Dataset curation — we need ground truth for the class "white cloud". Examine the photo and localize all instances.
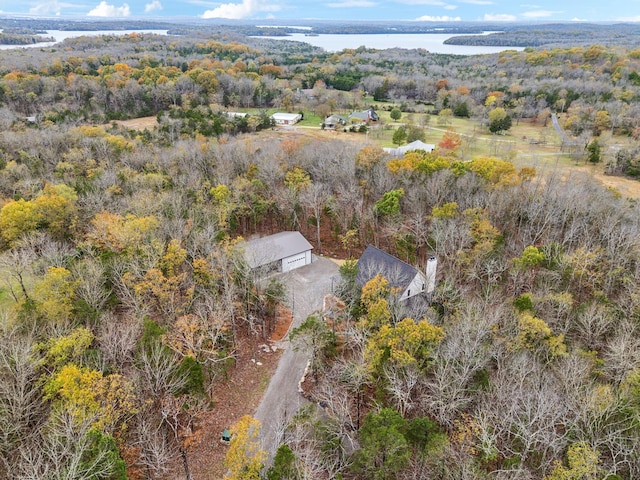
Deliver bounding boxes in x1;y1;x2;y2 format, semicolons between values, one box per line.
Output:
616;16;640;22
87;1;130;16
327;0;376;6
416;15;461;21
571;17;587;22
30;1;63;15
201;0;279;18
460;0;493;4
522;10;561;18
145;0;163;12
482;13;517;21
444;4;457;10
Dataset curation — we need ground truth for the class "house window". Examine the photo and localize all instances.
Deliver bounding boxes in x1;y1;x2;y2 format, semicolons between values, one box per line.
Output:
407;290;410;297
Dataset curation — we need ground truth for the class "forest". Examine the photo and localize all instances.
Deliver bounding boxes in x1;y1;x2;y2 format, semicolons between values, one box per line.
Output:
0;19;640;480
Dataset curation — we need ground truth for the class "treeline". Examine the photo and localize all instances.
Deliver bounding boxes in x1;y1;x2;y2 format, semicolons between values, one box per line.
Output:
0;33;54;45
445;23;640;48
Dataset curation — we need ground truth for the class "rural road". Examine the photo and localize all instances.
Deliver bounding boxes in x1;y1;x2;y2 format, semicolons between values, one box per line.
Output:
253;256;339;464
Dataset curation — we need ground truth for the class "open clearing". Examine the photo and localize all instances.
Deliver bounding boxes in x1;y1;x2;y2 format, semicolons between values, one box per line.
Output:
113;116;158;130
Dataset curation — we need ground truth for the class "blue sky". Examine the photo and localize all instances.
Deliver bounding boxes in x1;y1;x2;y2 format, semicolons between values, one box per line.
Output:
3;0;640;22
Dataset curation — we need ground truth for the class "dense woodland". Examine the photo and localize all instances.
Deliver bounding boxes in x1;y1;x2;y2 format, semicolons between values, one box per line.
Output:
1;20;640;480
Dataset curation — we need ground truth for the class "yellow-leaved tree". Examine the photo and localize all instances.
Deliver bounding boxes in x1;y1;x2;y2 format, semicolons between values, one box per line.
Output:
359;274;392;332
224;415;266;480
0;198;41;246
365;318;445;375
43;363;137;433
32;266;77;324
515;311;567;360
544;442;601;480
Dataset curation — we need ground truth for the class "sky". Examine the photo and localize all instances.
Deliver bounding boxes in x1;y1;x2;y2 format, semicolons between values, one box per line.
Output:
3;0;640;23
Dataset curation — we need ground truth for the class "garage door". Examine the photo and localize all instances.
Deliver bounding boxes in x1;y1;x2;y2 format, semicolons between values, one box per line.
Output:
282;252;308;272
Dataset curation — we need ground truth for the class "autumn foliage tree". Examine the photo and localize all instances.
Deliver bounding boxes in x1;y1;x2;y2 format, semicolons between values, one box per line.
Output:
224;415;266;480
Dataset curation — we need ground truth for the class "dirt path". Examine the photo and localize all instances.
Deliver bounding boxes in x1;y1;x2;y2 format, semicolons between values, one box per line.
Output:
253;257;339;465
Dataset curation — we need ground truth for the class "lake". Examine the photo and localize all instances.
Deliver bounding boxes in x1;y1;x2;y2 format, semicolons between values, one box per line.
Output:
253;32;524;55
0;29;169;50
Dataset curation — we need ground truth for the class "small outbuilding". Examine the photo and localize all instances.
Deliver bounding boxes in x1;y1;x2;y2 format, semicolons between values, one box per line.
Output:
244;231;314;273
271;112;302;125
384;140;436;157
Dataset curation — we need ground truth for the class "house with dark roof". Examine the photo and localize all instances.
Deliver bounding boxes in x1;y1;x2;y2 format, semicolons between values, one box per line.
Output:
244;231;313;273
356;245;436;301
348;107;379;124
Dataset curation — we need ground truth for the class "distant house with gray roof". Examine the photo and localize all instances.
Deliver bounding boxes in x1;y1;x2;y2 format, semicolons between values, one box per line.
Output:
348;107;379;124
322;114;347;129
244;231;313;273
357;245;436;301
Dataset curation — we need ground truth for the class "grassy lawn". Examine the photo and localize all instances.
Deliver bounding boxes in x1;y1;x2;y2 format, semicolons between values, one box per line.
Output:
0;266;34;323
297;112;323;127
229;107;323;128
0;284;17;324
364;111;588;169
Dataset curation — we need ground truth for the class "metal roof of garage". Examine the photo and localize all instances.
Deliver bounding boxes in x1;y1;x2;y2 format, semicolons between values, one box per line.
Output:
243;231;313;269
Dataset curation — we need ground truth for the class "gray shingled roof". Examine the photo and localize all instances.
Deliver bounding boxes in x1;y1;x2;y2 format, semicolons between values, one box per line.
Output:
244;231;313;269
356;245;418;292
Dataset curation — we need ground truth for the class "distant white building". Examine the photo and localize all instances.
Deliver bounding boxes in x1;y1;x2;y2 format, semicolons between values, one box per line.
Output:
244;231;313;273
271;113;302;125
384;140;436;157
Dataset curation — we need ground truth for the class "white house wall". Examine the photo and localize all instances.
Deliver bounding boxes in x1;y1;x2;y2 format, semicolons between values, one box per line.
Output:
401;272;428;300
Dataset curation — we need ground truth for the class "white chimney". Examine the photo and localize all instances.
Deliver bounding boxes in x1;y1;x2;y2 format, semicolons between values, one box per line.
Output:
425;256;437;294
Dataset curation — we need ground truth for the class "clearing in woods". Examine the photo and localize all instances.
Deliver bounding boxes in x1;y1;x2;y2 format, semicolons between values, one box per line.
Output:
111;114;640;199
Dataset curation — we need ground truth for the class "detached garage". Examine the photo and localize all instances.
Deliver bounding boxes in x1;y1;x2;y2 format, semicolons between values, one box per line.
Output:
244;231;313;273
270;113;302;125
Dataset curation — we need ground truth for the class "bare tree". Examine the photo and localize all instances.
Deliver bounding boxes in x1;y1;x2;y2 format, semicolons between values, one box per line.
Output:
384;363;420;417
97;313;140;369
137;343;189;398
15;411;121;480
73;257;112;315
0;246;35;302
300;182;331;254
423;301;497;428
476;352;572;476
0;327;44;475
603;319;640;384
135;416;178;479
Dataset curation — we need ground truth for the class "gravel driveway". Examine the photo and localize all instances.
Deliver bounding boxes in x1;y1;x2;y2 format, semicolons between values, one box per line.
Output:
253;256;339;464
